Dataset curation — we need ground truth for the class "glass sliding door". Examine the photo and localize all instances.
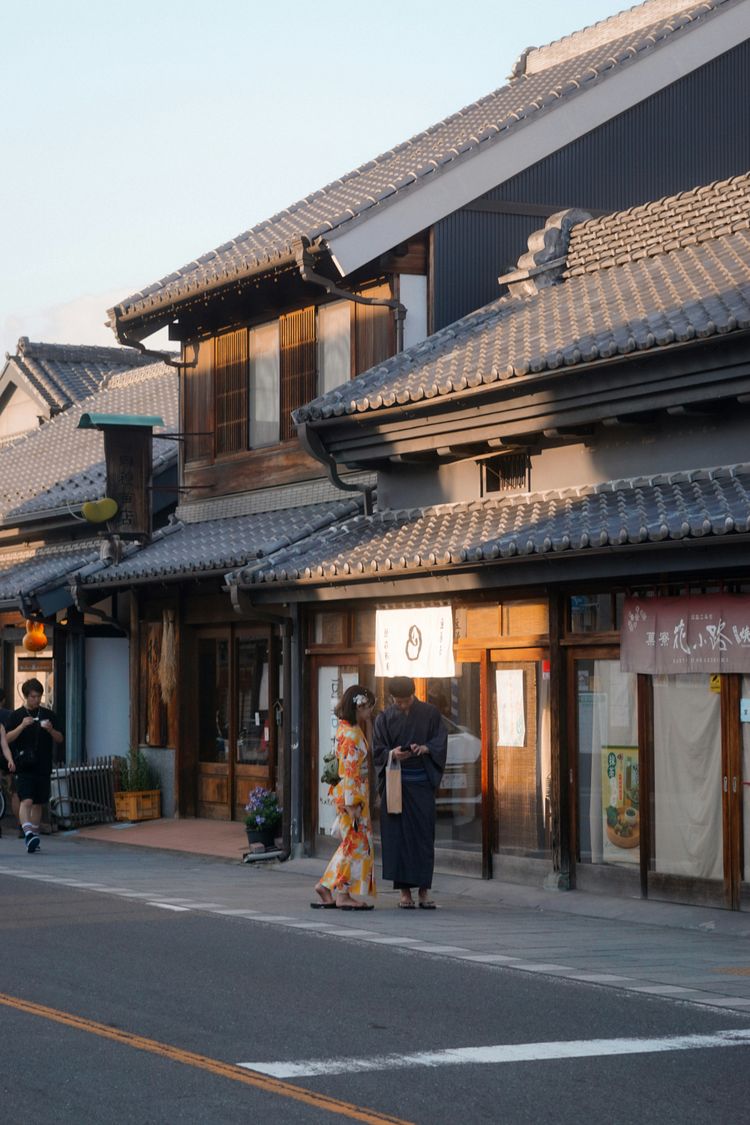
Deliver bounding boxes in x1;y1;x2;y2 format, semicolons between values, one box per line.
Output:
314;661;375;842
426;663;482;852
574;657;639;887
197;635;231;818
492;658;551;866
234;636;274;821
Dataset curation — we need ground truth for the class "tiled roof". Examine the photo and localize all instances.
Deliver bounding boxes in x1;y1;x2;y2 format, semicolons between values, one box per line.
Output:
76;498;363;586
294;172;750;423
0;362;178;521
175;473;375;524
111;0;734;326
2;337;156;414
0;543;101;606
235;465;750;587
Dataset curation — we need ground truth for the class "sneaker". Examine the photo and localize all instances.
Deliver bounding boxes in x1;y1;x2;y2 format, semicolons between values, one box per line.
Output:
26;834;40;853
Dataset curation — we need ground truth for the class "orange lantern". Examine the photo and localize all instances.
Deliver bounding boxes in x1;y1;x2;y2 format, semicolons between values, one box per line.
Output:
23;619;48;652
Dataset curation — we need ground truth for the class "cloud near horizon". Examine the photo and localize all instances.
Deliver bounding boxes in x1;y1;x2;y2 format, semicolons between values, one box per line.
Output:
2;289;170;359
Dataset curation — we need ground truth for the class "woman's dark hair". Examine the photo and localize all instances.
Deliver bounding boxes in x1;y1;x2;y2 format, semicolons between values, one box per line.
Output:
336;684;375;725
21;678;44;698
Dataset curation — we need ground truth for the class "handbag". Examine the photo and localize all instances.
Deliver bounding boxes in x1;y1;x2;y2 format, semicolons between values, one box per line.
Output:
385;750;402;815
321;749;340;787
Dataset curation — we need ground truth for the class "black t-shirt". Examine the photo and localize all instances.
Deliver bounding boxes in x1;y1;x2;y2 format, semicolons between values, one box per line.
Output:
0;706;12;730
8;705;57;775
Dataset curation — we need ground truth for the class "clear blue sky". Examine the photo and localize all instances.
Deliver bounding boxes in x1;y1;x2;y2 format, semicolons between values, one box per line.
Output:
1;0;631;357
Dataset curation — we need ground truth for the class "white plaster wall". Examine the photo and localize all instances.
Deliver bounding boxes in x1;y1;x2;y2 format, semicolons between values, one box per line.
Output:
0;386;39;436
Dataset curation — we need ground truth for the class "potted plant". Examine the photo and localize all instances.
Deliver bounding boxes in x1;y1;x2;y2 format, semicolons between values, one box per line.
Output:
244;786;281;849
114;750;161;822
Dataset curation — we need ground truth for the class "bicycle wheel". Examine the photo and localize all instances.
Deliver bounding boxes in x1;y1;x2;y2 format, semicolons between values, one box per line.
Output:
0;784;6;821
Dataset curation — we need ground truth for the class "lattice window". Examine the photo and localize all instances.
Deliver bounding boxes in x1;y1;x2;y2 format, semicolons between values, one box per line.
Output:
280;307;316;442
483;452;530;494
215;329;249;455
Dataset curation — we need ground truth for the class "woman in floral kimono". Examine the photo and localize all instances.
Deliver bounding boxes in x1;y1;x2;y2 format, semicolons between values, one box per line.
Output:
312;685;376;911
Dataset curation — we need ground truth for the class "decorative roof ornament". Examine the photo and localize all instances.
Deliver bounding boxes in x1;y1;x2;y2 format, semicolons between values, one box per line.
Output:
498;209;593;298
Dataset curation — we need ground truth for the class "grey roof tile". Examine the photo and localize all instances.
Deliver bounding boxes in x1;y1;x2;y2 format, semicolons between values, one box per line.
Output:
0;362;178;521
236;465;750;587
0;543;101;605
2;338;156;414
112;0;732;325
77;497;363;586
295;172;750;423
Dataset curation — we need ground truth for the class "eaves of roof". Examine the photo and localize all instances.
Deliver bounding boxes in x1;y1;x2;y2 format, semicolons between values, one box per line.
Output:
0;543;102;611
75;497;364;588
110;0;744;335
231;464;750;590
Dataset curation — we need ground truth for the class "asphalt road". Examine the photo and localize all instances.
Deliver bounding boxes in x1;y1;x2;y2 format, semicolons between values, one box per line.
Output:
1;870;749;1124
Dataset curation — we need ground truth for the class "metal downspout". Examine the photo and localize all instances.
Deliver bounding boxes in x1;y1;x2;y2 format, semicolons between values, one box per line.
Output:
296;422;374;515
294;236;406;352
289;602;303;857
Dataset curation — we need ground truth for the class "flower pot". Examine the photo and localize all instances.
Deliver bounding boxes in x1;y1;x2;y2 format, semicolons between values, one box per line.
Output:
246;824;277;849
115;790;161;823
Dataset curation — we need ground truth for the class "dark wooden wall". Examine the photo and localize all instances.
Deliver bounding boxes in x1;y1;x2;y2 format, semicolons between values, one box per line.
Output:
433;40;750;329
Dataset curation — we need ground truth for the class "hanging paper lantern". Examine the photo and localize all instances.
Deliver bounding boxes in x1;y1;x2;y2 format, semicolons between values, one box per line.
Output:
23;619;48;652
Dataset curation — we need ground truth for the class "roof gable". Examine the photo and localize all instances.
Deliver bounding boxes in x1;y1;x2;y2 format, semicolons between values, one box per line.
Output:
0;360;178;522
111;0;747;333
294;171;750;425
0;337;156;418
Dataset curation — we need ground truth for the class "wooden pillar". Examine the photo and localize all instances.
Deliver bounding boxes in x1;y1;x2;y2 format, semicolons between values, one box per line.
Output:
547;590;570;889
129;590;140;755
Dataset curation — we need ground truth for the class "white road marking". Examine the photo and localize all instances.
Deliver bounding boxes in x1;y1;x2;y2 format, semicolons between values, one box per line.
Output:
509;963;572;973
147;902;191;911
239;1028;750;1078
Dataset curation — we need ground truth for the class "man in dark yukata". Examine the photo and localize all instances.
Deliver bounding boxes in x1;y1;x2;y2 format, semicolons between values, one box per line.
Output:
373;676;447;909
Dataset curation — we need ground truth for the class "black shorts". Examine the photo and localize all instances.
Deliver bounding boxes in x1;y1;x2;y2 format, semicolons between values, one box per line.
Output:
14;773;51;804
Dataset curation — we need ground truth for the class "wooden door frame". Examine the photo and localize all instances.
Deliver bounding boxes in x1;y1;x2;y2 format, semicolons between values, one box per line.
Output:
565;646;642;893
489;647;547;873
721;673;743;910
190;622;274;821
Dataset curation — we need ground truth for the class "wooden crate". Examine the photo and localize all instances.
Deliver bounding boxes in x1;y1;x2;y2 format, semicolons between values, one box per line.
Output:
114;790;161;822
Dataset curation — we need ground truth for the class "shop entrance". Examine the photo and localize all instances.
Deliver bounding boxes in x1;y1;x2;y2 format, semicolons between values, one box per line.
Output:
490;653;551;880
194;628;277;820
311;658;375;845
570;652;745;909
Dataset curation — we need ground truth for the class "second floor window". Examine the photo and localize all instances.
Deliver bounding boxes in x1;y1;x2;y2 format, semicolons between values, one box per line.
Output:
184;284;394;463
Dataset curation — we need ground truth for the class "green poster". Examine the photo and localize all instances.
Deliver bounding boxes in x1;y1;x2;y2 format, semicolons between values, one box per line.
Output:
602;746;639;853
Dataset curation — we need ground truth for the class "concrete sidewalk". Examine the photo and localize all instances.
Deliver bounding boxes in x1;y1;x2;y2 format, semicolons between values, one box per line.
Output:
2;818;750;1016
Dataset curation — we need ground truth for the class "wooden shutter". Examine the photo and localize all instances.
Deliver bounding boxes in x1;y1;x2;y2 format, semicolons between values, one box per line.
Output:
183;338;213;463
279;307;316;441
354;282;395;375
215;329;249;455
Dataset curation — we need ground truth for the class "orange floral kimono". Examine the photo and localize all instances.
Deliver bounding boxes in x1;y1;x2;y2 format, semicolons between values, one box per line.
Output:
319;719;375;897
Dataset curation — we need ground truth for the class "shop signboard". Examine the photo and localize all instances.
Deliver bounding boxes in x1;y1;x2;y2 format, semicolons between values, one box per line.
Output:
621;595;750;674
375;606;455;678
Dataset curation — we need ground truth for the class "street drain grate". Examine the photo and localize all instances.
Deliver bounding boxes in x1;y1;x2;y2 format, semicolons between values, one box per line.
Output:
712;967;750;976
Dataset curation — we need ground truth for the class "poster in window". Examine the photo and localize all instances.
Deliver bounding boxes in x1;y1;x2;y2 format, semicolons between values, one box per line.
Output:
601;746;640;864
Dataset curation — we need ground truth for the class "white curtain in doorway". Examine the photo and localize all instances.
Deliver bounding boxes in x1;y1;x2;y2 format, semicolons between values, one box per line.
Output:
652;675;722;880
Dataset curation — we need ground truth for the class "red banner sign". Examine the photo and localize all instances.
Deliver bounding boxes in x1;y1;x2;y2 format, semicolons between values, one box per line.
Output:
620;595;750;674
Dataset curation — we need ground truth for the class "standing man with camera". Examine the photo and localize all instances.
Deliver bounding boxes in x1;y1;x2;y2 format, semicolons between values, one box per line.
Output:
5;678;63;853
